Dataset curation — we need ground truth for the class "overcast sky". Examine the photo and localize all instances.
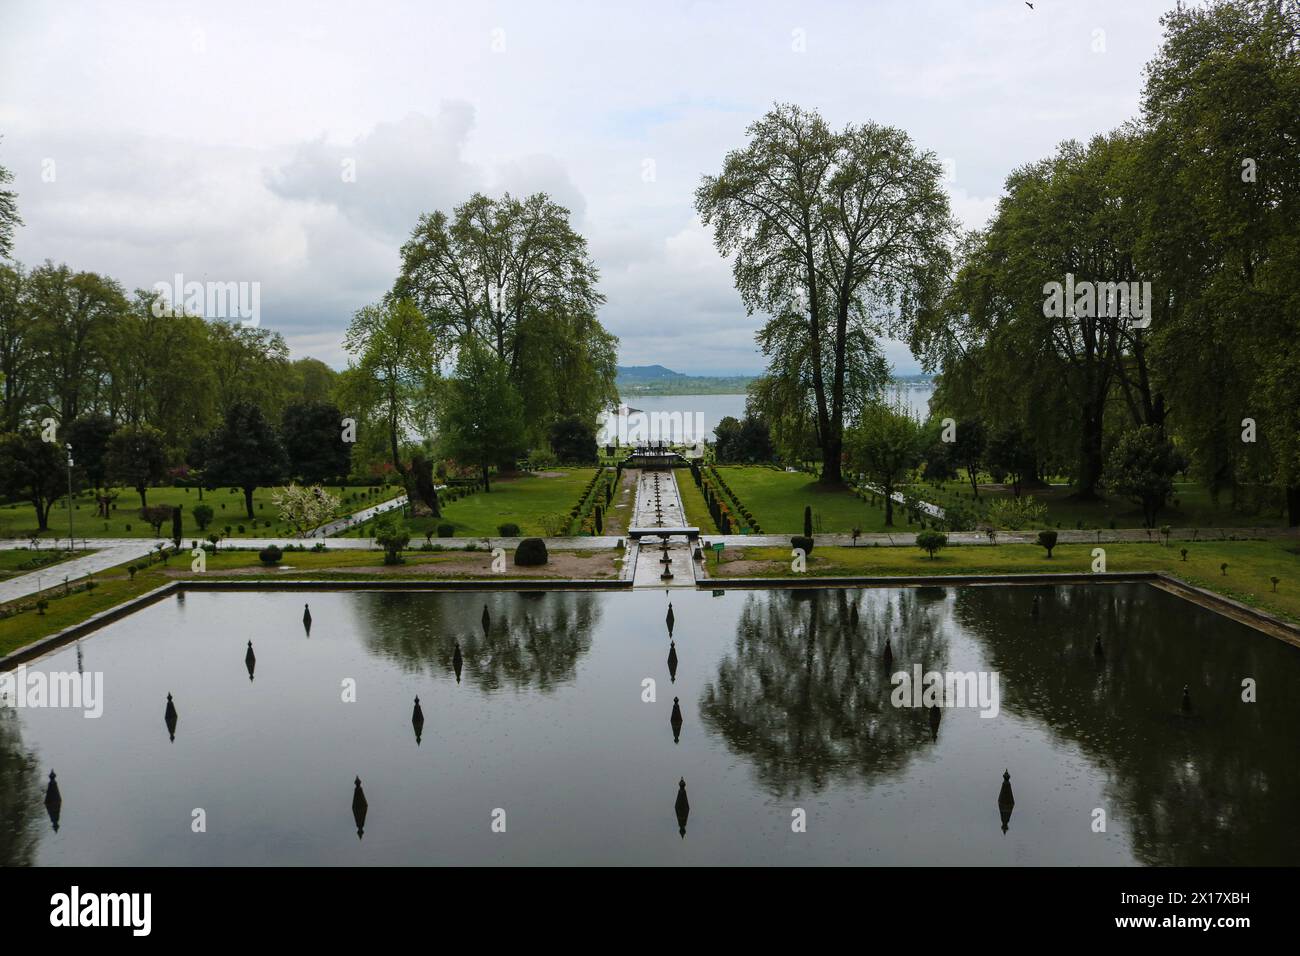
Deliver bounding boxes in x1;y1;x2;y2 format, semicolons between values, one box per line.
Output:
0;0;1176;375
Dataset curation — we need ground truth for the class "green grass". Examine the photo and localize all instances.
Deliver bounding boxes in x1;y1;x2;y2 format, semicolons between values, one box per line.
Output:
904;479;1286;530
0;549;78;579
710;539;1300;624
0;484;403;540
677;471;718;532
397;469;597;538
715;465;900;534
0;544;620;655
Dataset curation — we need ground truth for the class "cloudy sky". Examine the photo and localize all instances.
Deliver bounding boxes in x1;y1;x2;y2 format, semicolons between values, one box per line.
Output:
0;0;1175;375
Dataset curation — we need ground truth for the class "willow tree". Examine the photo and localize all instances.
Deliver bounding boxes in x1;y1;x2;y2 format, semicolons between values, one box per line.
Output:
394;191;617;445
696;104;953;485
340;297;440;483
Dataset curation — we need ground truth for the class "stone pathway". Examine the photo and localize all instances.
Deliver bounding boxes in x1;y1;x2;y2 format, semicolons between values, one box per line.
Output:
629;469;697;588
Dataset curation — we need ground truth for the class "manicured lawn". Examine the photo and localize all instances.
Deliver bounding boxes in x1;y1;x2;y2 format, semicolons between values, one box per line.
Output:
904;479;1286;530
393;469;597;538
0;549;77;579
0;484;403;540
0;543;621;655
677;470;717;532
709;539;1300;624
716;465;898;534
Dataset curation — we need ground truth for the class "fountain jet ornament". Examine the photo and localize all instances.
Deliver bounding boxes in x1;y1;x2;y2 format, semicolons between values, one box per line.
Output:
44;770;62;832
674;777;690;838
352;776;368;839
998;769;1015;834
412;696;425;745
164;693;178;742
303;603;312;635
452;642;463;684
481;604;491;635
667;641;678;683
670;696;683;744
245;640;256;681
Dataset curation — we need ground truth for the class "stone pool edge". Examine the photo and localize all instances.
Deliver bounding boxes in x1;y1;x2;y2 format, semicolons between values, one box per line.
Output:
0;577;632;669
703;570;1300;648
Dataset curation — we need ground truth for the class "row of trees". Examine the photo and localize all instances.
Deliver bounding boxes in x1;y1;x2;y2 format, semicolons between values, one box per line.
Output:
0;399;352;529
701;0;1299;525
911;0;1299;522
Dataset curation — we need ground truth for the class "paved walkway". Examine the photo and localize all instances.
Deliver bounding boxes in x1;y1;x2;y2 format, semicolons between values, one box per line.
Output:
310;493;408;537
628;469;697;588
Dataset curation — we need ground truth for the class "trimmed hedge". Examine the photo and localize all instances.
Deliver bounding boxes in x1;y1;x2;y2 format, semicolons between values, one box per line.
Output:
514;538;549;566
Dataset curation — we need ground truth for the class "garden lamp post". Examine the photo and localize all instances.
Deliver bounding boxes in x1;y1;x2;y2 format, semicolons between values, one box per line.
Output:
65;443;75;552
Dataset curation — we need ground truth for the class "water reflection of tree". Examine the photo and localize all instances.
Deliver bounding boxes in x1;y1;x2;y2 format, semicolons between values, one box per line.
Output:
0;708;40;866
959;583;1300;866
700;588;951;799
357;591;600;692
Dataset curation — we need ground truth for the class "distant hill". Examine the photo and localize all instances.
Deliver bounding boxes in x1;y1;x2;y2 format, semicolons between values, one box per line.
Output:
617;365;754;395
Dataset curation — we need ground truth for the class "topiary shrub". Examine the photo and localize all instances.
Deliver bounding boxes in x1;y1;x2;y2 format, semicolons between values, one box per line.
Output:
497;522;521;537
1037;530;1058;558
791;535;814;555
515;538;549;566
437;523;455;538
916;529;948;559
259;545;283;565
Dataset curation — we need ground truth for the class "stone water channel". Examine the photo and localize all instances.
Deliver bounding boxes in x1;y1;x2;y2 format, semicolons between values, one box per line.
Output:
628;468;698;588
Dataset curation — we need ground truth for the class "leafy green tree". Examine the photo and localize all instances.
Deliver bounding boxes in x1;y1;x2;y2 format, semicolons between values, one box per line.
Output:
0;263;38;433
372;514;411;565
192;503;214;530
64;413;115;492
202;402;288;519
341;298;439;478
0;145;20;259
106;424;167;508
395;192;616;443
697;104;952;485
845;404;921;526
985;422;1037;497
439;337;525;491
714;413;773;463
548;415;597;464
916;529;947;559
25;262;127;425
281;401;351;483
1105;426;1182;527
951;418;987;500
0;429;63;530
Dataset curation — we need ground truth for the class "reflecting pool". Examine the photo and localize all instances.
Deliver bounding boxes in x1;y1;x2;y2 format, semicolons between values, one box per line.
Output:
2;584;1297;865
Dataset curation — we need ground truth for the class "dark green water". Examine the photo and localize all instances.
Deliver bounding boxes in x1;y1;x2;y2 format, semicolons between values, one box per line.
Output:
1;583;1297;865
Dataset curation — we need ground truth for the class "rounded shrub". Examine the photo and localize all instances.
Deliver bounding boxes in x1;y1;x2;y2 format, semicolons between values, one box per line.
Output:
791;535;814;555
437;523;455;538
497;522;521;537
259;545;283;565
515;538;549;566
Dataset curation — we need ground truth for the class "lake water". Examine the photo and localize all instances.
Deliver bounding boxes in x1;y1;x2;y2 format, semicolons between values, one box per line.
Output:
600;383;935;443
3;583;1297;865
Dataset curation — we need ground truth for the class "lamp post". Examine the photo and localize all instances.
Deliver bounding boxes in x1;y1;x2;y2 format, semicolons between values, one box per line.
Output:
65;443;75;552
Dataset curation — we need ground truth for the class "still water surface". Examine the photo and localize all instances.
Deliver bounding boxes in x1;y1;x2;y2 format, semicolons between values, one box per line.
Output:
2;584;1297;865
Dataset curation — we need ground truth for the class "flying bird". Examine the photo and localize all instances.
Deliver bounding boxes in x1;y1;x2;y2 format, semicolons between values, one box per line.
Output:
1026;2;1034;8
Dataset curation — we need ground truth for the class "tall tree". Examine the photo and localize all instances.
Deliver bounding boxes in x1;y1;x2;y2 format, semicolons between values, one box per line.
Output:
0;430;65;531
25;262;126;425
0;144;19;260
106;424;167;508
845;404;922;526
341;298;439;479
203;402;288;519
281;401;351;484
697;104;953;485
395;191;616;441
64;413;115;492
438;337;525;491
0;263;37;431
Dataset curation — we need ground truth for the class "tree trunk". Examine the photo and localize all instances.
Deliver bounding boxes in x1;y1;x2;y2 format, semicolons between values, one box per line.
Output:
138;485;148;509
884;484;894;526
821;438;843;485
34;497;49;530
1288;486;1300;527
482;464;491;493
243;486;255;519
1076;402;1105;499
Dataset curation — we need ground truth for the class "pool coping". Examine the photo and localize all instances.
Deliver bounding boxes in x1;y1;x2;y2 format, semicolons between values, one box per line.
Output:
4;568;1297;670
